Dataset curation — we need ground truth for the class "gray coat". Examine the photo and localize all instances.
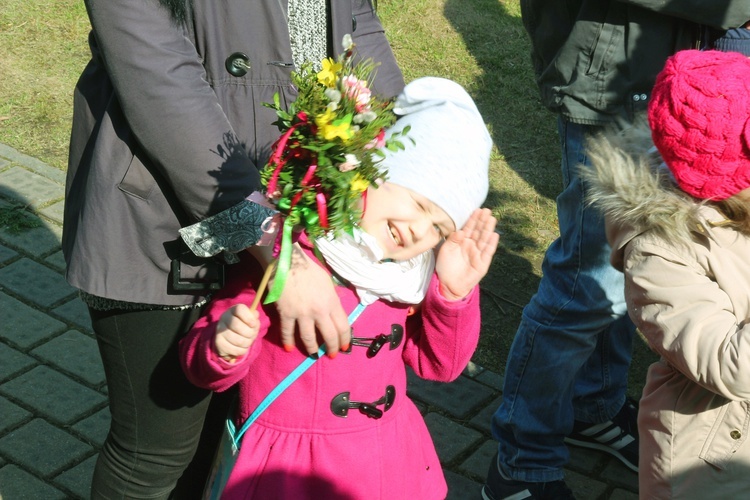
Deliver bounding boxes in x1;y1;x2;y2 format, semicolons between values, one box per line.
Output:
64;0;404;306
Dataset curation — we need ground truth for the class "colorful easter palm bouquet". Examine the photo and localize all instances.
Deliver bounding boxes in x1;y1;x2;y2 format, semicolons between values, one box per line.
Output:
259;35;410;303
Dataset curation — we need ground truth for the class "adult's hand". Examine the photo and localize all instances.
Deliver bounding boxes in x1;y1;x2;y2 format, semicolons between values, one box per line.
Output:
272;245;351;356
249;243;350;356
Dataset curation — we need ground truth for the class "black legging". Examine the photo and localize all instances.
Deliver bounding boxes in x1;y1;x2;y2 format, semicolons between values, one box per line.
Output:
89;306;234;499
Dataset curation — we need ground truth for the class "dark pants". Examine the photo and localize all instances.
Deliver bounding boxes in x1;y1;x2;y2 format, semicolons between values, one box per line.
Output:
89;306;234;499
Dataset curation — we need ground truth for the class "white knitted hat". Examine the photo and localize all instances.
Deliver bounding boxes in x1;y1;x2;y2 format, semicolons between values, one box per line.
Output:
380;77;492;229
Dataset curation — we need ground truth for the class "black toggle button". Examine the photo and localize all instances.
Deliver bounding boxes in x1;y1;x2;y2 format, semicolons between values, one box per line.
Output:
367;334;388;358
330;385;396;419
349;324;405;358
358;403;383;419
225;52;251;77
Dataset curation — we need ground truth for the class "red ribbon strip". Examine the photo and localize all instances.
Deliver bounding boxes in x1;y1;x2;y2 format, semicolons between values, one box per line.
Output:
266;112;309;196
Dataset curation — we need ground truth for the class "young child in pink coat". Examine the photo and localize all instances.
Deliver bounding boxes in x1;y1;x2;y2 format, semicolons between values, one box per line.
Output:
179;77;498;499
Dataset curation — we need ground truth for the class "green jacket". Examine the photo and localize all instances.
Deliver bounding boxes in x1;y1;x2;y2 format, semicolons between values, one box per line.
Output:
520;0;750;125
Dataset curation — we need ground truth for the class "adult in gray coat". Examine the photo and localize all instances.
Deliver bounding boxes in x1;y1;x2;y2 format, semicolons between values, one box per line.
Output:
482;2;750;499
63;0;404;497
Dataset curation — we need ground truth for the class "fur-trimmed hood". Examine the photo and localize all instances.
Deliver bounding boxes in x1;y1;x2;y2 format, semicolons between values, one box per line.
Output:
583;121;729;271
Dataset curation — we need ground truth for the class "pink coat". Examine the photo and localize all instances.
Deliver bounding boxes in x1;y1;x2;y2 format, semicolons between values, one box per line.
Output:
179;250;481;499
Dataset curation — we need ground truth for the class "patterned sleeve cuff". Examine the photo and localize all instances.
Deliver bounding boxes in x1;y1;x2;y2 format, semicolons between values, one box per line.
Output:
179;197;278;260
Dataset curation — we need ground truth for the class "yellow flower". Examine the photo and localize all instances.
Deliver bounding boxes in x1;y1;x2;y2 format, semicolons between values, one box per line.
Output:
317;112;353;142
350;174;370;192
317;58;342;87
315;108;334;128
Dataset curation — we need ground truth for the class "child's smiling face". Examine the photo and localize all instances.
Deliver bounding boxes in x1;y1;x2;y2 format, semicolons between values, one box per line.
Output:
358;182;456;261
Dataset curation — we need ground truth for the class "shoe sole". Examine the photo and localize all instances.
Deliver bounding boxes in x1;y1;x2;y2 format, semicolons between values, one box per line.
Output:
564;436;638;473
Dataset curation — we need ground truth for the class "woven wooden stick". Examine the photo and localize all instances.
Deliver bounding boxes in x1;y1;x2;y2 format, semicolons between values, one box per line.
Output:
249;259;277;311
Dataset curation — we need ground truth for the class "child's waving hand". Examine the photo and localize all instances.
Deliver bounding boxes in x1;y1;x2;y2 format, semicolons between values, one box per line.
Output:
435;208;499;300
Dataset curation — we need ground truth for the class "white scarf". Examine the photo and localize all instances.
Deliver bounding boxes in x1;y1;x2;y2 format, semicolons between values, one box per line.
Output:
314;229;435;305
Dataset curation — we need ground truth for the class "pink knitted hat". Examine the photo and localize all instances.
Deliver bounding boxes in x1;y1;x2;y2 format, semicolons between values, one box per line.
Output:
647;49;750;200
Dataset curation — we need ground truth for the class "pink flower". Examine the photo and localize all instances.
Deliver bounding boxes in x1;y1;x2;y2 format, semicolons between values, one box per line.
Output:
342;75;372;112
338;154;361;172
364;129;386;150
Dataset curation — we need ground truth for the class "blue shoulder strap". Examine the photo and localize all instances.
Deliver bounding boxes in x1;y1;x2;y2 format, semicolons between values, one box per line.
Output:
229;302;367;450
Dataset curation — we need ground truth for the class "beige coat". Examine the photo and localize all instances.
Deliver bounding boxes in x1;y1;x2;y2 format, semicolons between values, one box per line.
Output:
585;124;750;498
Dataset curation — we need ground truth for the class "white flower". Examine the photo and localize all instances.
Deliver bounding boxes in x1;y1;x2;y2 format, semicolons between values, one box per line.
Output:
342;34;353;50
324;88;342;103
353;111;378;124
338;153;361;172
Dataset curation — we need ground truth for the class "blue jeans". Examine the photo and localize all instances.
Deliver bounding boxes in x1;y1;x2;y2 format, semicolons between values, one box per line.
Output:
491;119;635;482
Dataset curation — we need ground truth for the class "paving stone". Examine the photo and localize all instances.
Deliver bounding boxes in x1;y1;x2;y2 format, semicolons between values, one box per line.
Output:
0;395;31;433
463;360;485;378
0;258;75;307
565;468;609;499
0;464;68;499
600;458;639;492
445;469;483;499
0;216;62;255
0;419;91;477
32;330;104;386
610;488;639;500
0;293;66;348
72;407;110;447
0;242;17;264
411;398;427;415
0;366;107;425
475;369;504;391
53;454;96;500
39;199;65;226
52;296;93;333
568;442;609;474
425;412;483;464
469;396;501;435
0;341;36;381
407;369;494;418
44;249;66;272
458;439;496;479
0;167;63;209
0;156;9;169
0;143;67;185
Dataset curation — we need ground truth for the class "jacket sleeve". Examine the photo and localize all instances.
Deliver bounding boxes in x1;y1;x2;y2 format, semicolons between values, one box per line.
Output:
618;0;750;30
401;274;481;382
625;239;750;401
179;262;267;391
83;0;260;220
713;27;750;55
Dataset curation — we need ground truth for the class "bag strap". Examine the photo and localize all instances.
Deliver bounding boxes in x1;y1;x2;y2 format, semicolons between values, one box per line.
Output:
229;302;367;450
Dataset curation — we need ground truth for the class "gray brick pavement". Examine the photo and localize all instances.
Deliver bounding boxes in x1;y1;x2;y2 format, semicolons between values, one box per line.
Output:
0;142;639;499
